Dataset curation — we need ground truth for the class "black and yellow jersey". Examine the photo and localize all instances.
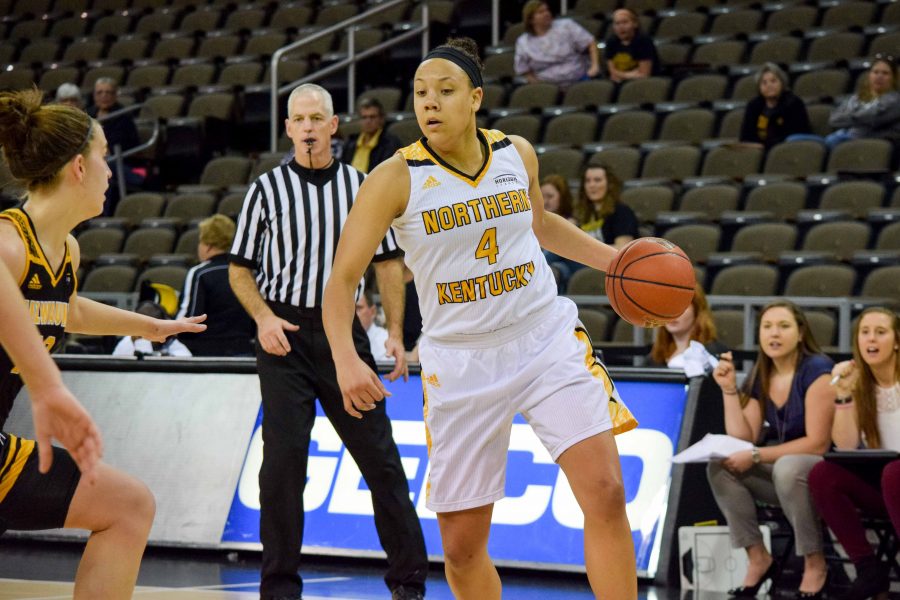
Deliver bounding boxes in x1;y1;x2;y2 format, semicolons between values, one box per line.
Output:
0;208;75;429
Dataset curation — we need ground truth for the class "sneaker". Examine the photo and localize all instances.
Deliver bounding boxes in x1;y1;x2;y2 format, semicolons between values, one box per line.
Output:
391;585;425;600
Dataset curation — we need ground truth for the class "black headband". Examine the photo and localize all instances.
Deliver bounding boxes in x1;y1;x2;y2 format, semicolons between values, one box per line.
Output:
424;47;483;89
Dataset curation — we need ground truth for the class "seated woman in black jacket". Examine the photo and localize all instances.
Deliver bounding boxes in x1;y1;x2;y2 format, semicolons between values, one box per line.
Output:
739;63;812;149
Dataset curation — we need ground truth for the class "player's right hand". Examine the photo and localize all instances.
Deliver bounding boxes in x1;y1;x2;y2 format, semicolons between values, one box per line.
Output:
336;355;390;419
713;351;737;390
257;314;299;356
31;383;103;484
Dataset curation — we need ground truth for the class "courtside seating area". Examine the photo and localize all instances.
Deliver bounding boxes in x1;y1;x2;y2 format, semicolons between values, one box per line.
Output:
0;0;897;348
0;0;453;159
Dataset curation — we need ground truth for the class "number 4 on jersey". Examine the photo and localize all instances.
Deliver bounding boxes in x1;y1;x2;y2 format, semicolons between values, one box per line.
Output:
475;227;499;265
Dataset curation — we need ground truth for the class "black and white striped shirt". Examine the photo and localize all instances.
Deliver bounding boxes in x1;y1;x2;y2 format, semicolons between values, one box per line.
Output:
229;159;400;307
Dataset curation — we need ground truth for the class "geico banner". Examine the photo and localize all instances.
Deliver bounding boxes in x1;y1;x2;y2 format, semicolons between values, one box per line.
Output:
222;377;687;575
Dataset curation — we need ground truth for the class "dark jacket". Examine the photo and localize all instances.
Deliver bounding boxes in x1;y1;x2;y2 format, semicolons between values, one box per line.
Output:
176;254;255;356
342;129;403;173
88;102;140;155
739;91;811;148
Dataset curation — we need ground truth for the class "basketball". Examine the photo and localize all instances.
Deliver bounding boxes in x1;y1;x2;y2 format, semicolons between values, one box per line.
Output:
605;237;696;328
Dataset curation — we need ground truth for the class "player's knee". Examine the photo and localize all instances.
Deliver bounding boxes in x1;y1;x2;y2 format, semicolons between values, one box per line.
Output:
583;472;627;517
119;478;156;536
441;530;486;570
442;540;483;571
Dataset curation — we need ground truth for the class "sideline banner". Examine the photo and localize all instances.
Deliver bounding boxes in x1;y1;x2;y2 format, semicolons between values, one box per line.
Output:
222;376;688;576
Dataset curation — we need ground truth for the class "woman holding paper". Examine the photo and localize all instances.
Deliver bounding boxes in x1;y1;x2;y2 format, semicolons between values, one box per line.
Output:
648;283;727;372
808;307;900;600
709;301;835;598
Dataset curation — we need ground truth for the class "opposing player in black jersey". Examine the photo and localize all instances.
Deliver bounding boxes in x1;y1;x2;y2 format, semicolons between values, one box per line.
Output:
0;261;102;481
0;89;205;599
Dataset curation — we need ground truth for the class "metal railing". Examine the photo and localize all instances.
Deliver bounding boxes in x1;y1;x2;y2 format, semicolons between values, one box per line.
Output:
81;291;138;311
567;294;894;354
99;103;160;201
269;0;429;152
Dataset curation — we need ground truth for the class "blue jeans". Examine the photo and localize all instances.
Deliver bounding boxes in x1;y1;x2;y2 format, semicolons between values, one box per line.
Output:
786;130;855;150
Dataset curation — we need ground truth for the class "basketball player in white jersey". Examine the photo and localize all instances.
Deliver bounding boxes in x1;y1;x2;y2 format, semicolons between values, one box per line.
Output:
323;38;638;599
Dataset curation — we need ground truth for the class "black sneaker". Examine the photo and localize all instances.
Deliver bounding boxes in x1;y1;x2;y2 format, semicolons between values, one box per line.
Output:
391;585;425;600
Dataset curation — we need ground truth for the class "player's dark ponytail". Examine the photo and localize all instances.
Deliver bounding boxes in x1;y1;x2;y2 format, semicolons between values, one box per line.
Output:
0;87;95;191
442;38;484;73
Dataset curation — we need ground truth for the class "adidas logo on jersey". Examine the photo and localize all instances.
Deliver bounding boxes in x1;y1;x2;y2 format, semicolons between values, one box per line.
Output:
422;176;441;190
27;273;41;290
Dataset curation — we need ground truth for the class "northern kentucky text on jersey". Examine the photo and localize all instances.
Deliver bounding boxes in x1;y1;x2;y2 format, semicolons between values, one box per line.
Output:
27;300;68;327
421;189;531;235
437;260;535;305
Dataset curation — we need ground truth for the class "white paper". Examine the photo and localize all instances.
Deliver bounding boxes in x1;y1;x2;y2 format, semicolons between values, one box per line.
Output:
667;341;720;377
672;433;753;464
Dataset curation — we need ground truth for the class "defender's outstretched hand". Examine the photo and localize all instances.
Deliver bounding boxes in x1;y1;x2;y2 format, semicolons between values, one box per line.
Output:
145;314;207;343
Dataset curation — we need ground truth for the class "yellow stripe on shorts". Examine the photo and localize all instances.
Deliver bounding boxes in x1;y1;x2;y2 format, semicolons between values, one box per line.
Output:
574;327;639;435
0;434;36;504
421;376;433;503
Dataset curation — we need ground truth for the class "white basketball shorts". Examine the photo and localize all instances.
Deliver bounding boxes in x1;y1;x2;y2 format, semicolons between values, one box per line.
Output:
418;296;637;513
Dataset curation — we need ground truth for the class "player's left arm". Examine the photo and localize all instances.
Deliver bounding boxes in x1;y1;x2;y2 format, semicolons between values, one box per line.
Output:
510;135;617;271
66;235;207;341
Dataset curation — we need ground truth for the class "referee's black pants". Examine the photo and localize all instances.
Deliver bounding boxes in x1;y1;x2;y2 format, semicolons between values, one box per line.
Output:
256;303;428;599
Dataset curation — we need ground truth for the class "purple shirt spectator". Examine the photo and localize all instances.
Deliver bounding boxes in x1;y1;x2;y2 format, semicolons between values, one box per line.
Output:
515;18;596;88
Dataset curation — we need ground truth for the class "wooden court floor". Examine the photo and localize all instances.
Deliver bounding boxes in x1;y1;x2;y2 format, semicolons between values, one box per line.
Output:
0;579;265;599
1;538;650;600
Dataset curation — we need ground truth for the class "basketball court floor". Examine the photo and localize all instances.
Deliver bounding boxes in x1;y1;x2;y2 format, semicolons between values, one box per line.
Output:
0;538;689;599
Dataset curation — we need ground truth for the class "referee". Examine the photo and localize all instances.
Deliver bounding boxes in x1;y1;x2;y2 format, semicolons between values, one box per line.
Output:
228;83;428;600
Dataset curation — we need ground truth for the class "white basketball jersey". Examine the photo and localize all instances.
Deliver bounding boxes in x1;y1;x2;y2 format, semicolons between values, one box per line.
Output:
392;129;557;343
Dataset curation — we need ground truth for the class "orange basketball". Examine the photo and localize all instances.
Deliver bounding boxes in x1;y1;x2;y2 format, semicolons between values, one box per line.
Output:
605;237;696;327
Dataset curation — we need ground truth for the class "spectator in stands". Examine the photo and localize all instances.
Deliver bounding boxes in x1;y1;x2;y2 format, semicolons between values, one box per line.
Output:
808;307;900;600
572;164;638;249
826;55;900;147
54;83;82;109
739;63;812;149
88;78;139;159
514;0;600;89
709;301;834;599
605;8;659;83
648;283;727;372
355;289;393;363
113;301;192;357
88;78;141;213
540;174;576;223
342;97;402;174
541;174;581;291
177;214;255;357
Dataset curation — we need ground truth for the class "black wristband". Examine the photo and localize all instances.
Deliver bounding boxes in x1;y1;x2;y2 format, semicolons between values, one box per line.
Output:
834;396;853;405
